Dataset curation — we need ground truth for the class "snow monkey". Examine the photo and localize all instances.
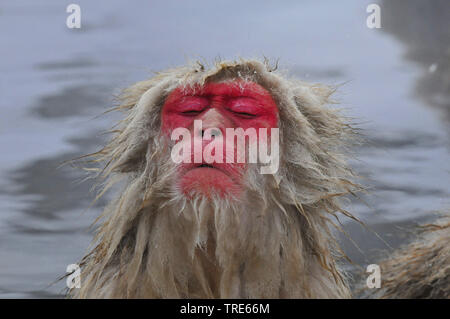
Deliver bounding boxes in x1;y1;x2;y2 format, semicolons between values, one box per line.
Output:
70;59;361;298
368;215;450;299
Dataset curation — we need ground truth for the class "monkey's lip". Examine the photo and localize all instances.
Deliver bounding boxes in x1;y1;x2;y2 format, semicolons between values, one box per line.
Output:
184;162;230;175
182;162;241;181
196;163;215;169
179;161;244;182
187;163;232;178
178;162;243;197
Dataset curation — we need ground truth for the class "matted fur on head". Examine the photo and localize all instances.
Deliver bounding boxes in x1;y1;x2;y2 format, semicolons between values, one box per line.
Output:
70;58;362;298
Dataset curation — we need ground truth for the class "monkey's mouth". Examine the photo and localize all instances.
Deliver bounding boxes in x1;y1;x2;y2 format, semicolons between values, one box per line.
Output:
184;161;244;179
179;162;242;198
191;163;226;173
198;164;214;168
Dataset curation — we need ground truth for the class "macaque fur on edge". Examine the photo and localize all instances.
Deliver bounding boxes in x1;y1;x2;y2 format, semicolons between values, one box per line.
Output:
70;59;362;298
369;215;450;299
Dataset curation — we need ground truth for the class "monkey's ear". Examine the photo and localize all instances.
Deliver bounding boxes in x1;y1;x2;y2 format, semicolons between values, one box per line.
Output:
94;76;172;177
290;81;335;114
289;81;352;146
115;77;164;112
309;85;336;105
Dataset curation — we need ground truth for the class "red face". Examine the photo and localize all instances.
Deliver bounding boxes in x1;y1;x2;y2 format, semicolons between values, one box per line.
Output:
161;81;279;198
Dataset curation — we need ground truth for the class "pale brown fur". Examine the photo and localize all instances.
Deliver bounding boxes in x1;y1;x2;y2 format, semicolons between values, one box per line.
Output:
70;59;361;298
369;215;450;299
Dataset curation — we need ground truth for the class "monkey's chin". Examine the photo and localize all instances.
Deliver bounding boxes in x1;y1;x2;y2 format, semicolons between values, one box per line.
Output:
179;167;241;199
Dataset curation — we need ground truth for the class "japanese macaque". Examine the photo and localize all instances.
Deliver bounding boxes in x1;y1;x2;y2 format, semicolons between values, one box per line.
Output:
369;215;450;299
70;59;361;298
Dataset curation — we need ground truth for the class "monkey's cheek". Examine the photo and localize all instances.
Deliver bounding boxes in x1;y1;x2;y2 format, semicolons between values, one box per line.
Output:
179;167;241;199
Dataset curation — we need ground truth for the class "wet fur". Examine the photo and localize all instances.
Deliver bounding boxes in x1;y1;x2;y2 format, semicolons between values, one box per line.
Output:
70;59;361;298
369;215;450;299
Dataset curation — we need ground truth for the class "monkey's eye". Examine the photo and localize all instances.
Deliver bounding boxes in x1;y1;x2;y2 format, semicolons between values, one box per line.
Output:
175;96;208;116
228;98;260;119
179;103;206;116
181;110;203;116
230;111;257;119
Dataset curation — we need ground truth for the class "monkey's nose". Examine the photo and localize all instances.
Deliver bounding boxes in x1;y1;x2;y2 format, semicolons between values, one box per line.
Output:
201;128;221;138
197;108;233;137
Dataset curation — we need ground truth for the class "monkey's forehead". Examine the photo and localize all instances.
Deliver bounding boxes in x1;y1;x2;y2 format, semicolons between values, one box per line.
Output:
158;59;278;95
165;80;274;101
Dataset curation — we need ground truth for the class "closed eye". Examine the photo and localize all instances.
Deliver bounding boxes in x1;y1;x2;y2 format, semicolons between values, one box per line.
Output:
181;109;204;116
228;98;261;119
230;110;257;118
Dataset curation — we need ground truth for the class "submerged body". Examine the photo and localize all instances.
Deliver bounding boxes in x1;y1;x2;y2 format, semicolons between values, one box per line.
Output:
370;216;450;299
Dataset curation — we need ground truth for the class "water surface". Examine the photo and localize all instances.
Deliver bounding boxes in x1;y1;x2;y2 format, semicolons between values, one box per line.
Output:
1;0;449;297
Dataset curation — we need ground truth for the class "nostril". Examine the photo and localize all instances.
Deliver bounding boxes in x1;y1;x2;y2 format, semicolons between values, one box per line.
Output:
201;128;221;138
211;128;221;137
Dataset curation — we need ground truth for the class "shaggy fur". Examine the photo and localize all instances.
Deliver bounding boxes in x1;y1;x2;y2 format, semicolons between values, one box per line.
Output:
369;215;450;299
70;59;362;298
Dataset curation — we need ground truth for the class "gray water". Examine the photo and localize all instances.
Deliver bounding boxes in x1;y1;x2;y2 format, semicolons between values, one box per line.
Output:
1;0;449;298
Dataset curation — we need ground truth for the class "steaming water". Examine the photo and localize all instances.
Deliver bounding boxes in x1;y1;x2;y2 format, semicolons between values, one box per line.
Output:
1;0;449;297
